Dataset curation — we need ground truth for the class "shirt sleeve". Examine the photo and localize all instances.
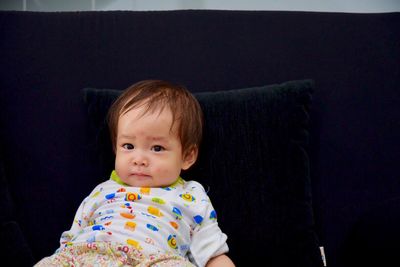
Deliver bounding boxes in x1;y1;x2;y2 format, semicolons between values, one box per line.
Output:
188;188;229;267
190;222;229;267
59;183;104;246
59;198;88;246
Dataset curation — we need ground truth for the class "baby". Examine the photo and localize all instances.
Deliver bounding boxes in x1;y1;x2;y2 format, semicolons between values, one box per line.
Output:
35;80;234;267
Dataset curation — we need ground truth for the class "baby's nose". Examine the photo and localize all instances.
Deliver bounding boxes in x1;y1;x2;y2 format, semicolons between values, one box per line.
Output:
133;154;148;166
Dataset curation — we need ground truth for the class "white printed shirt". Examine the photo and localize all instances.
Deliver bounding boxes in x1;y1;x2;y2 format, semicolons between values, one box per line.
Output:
59;171;229;267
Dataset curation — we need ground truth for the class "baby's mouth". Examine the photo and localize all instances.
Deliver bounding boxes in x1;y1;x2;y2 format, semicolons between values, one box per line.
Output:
131;172;151;179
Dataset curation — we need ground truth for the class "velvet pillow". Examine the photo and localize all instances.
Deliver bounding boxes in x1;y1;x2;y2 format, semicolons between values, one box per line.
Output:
82;79;322;267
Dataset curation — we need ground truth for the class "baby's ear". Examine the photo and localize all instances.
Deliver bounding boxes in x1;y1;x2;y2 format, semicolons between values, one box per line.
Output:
182;146;198;170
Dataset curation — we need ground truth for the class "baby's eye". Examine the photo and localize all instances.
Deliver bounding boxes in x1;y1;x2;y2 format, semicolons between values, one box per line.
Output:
152;145;165;152
122;143;134;150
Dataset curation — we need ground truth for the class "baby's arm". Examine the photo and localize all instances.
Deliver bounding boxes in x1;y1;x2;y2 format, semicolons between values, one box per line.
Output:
60;197;89;245
206;254;235;267
60;185;102;245
188;181;234;266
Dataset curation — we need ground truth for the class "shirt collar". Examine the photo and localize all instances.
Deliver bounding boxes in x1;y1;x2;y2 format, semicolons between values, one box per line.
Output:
110;170;184;188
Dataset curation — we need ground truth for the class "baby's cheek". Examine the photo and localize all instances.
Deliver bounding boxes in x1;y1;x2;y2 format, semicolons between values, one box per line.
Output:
154;166;168;175
154;166;179;179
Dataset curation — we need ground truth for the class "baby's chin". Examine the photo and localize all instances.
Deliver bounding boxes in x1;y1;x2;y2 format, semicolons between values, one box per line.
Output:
122;176;154;188
122;175;177;188
121;177;158;188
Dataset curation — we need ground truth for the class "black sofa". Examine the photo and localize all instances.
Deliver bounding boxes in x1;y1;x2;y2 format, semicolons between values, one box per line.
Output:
1;10;399;267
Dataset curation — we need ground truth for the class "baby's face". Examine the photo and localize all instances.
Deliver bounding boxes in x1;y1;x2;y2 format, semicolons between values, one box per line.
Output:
114;105;192;187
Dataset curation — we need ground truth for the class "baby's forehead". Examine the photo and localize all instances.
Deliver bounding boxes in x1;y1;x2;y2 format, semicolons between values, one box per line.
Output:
120;101;172;120
122;96;166;113
118;103;180;133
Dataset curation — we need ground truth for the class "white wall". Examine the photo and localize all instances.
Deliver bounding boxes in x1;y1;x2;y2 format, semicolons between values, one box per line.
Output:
1;0;400;13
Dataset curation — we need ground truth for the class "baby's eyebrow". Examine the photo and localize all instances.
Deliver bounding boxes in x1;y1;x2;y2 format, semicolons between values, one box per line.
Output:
119;134;135;139
118;134;170;143
148;136;168;142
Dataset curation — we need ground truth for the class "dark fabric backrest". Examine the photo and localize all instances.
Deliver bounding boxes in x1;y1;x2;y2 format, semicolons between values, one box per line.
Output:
0;10;399;267
82;80;321;266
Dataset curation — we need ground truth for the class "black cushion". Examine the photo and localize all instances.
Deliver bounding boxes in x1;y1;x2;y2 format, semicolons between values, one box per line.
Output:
82;79;322;266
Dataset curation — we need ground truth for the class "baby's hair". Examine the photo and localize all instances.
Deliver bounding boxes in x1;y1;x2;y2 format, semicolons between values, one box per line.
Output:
107;80;203;158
